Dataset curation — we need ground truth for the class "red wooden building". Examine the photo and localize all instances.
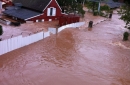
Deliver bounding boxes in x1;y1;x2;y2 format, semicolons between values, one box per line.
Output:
3;0;64;22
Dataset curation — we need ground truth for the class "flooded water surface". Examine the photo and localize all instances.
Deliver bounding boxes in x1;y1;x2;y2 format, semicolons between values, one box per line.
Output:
0;14;130;85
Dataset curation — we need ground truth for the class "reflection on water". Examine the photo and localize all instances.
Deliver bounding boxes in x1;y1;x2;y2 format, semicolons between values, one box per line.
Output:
0;14;130;85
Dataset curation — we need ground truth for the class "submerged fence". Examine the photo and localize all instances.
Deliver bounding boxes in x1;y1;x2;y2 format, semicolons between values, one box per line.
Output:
0;22;85;56
0;31;50;56
58;22;85;32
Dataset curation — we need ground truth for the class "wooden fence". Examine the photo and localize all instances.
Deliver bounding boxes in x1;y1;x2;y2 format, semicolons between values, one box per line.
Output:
0;22;85;56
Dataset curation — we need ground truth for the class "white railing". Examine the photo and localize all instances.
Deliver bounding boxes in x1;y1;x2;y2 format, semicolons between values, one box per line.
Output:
0;22;85;56
0;31;50;56
58;22;85;32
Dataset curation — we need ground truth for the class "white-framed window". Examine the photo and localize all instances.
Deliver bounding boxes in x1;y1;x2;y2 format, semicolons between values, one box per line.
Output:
42;19;44;22
47;7;56;16
36;20;38;22
49;19;52;21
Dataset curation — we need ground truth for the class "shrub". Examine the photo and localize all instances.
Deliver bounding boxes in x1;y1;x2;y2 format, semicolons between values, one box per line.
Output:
85;1;98;12
123;32;129;41
99;12;104;16
76;4;85;18
100;5;110;17
100;5;110;12
93;11;98;16
0;25;3;36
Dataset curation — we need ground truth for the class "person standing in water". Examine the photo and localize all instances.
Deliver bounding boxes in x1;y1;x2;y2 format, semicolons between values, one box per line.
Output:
108;10;113;20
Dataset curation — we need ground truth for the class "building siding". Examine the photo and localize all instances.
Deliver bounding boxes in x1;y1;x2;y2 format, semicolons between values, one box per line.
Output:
28;0;63;22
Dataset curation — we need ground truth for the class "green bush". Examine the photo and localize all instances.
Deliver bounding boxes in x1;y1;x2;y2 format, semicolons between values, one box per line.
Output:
0;25;3;36
77;4;85;18
123;32;129;41
100;5;110;17
93;11;98;16
85;1;98;12
100;5;110;12
99;12;104;16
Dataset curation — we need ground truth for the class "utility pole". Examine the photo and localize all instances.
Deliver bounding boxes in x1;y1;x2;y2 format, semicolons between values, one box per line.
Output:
98;0;101;13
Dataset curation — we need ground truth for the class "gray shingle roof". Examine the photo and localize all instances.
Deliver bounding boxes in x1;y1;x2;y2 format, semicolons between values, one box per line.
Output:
89;0;123;8
106;0;122;8
12;0;51;12
3;7;42;20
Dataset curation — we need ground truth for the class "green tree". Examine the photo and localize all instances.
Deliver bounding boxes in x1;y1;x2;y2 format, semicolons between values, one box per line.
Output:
85;0;108;15
86;1;98;12
77;4;86;17
57;0;85;17
118;0;130;29
99;5;110;17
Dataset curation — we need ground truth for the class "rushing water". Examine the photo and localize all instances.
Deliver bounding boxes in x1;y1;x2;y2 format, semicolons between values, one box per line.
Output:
0;14;130;85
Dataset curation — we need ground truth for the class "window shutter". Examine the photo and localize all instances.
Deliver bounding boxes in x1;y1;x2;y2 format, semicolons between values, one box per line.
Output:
52;8;56;16
47;8;50;16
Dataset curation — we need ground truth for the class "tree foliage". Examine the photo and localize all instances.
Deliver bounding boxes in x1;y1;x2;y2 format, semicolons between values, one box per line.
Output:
99;5;110;17
85;0;108;15
85;1;98;12
57;0;85;17
100;5;110;11
118;0;130;29
86;0;116;16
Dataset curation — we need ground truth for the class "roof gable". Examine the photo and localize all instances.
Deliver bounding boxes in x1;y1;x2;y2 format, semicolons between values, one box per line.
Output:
12;0;52;12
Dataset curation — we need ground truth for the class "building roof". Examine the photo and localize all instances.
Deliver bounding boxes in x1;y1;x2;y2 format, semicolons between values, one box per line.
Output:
107;2;122;8
88;0;107;2
3;7;42;20
88;0;123;8
106;0;122;8
12;0;52;12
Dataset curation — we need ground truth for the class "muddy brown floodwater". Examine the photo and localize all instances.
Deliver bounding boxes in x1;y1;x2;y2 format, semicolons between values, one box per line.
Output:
0;13;130;85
